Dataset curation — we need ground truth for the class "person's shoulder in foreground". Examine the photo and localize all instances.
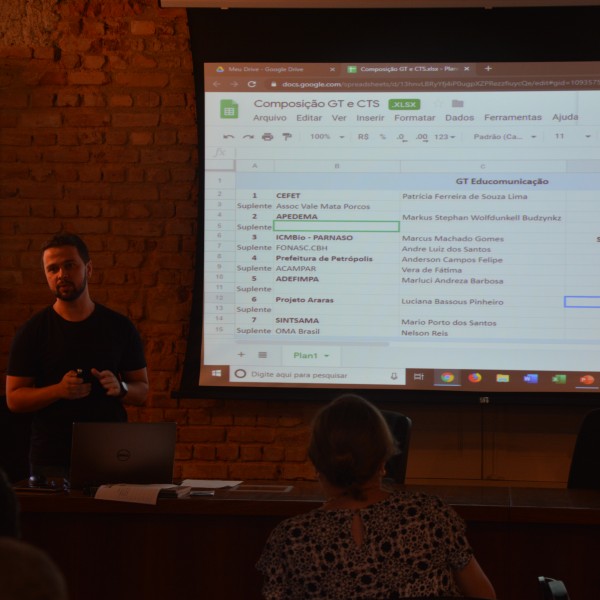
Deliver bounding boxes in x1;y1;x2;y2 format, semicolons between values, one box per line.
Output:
0;538;69;600
0;468;20;538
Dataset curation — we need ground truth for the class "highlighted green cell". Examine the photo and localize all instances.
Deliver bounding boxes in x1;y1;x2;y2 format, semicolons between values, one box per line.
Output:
273;220;400;233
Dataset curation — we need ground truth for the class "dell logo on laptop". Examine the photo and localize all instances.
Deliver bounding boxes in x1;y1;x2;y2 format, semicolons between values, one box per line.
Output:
117;449;131;462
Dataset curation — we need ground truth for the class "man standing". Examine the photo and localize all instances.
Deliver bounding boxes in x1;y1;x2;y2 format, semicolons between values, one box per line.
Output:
6;233;148;481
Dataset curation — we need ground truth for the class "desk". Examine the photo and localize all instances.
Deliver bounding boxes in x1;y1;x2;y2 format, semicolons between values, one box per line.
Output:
16;483;600;600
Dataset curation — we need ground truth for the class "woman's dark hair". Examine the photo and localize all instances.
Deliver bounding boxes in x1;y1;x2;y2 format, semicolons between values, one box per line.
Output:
308;394;395;499
41;233;90;264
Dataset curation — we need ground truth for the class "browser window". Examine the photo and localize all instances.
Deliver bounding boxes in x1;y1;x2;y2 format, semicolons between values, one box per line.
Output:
201;61;600;393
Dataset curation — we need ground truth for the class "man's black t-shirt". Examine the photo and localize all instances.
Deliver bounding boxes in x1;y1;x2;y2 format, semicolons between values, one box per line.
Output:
7;304;146;467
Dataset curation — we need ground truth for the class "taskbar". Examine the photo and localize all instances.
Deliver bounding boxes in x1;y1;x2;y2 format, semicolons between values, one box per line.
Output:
408;369;599;393
200;365;599;393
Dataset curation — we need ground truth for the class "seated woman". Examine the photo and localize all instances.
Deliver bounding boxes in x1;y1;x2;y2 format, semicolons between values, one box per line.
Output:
257;394;496;600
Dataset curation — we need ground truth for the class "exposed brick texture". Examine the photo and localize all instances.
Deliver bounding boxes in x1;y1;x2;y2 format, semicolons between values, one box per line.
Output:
0;0;320;483
1;2;578;488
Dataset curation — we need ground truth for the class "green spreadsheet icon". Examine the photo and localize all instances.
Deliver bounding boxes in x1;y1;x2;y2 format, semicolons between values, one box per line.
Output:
220;99;239;118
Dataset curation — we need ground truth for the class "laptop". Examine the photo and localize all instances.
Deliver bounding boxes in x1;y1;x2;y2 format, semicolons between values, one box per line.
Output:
68;422;176;490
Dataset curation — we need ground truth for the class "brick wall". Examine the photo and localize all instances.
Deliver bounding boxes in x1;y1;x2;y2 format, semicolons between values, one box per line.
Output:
0;1;585;487
0;0;319;483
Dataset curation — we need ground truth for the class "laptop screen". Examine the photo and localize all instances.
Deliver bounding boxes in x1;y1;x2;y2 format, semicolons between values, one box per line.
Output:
68;422;176;489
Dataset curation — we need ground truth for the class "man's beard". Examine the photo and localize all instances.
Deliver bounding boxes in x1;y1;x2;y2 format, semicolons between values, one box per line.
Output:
55;274;87;301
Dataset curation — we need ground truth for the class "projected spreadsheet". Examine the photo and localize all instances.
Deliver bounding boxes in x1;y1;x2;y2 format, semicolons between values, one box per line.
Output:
202;75;600;391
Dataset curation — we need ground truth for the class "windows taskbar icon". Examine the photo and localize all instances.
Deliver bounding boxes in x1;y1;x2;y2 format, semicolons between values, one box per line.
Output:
434;370;460;386
411;369;599;390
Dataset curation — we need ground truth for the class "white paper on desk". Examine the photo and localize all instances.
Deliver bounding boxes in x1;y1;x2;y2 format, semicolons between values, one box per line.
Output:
181;479;242;489
95;484;174;505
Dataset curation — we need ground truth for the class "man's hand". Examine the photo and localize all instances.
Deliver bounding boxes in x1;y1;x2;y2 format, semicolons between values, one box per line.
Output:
61;370;92;400
91;368;122;397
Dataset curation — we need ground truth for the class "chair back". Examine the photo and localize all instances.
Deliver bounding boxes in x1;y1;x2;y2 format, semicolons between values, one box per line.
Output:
380;410;412;484
538;576;570;600
567;408;600;489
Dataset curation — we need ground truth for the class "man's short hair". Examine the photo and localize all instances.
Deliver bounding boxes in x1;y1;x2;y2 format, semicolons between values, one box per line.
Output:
0;538;69;599
41;233;90;264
